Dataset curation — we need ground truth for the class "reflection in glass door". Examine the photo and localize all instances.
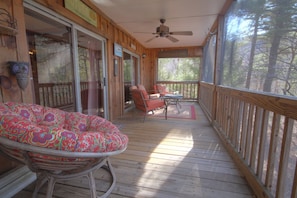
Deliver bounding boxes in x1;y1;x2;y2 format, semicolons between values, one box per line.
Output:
25;8;75;111
77;30;105;117
123;51;139;109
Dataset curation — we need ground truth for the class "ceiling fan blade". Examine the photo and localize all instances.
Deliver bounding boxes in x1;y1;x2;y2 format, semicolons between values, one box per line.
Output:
146;36;158;43
166;35;179;43
134;32;155;34
170;31;193;36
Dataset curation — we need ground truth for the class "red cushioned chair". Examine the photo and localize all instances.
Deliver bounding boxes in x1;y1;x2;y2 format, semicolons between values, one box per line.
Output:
154;84;172;97
130;87;167;122
137;84;160;98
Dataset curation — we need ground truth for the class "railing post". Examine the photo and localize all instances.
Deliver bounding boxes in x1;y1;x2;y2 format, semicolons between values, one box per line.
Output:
211;85;217;121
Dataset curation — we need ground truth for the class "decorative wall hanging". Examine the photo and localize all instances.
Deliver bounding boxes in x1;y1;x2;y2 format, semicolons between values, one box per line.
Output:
64;0;97;27
0;8;17;36
8;61;29;90
114;43;123;57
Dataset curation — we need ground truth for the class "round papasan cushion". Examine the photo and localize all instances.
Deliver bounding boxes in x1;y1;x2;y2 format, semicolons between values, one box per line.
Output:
0;102;128;154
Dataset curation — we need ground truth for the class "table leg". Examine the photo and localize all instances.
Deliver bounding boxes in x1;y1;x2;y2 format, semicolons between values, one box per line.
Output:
174;99;182;113
164;99;168;120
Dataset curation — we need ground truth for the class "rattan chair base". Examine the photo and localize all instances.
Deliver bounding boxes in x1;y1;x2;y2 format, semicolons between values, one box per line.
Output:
32;158;116;198
0;137;122;198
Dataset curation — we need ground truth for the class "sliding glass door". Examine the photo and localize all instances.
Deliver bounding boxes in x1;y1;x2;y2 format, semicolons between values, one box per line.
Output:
77;30;105;117
25;8;75;111
24;2;108;118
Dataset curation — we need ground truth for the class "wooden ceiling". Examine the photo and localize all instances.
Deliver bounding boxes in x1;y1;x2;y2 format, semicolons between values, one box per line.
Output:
90;0;229;48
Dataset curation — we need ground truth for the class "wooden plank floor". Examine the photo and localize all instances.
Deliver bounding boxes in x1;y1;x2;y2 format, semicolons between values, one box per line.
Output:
14;102;255;198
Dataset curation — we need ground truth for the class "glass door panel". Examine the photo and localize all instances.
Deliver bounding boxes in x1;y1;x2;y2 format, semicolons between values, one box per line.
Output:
123;52;134;109
123;51;140;109
25;8;75;111
77;30;104;117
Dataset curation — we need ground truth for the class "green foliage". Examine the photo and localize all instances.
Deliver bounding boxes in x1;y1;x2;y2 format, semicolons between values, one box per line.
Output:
158;58;200;81
123;59;132;82
220;0;297;97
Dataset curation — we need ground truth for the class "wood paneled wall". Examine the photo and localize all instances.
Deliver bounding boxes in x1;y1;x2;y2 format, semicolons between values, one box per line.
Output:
0;0;202;175
0;0;30;175
0;0;33;104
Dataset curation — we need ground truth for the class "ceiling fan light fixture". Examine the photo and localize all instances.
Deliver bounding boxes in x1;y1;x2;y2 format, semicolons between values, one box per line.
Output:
140;18;193;43
160;32;167;37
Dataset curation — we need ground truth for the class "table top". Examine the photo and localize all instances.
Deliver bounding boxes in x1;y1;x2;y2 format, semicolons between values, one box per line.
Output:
163;94;183;99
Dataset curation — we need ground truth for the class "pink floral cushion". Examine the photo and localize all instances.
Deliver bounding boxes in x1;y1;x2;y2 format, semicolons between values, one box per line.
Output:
4;102;37;123
29;104;44;123
64;112;88;133
0;102;128;153
40;107;66;128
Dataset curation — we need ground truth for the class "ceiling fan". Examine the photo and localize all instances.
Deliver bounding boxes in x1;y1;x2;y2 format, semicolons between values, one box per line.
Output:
137;19;193;43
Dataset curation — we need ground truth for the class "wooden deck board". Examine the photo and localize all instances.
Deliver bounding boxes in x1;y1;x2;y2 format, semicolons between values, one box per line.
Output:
13;102;254;198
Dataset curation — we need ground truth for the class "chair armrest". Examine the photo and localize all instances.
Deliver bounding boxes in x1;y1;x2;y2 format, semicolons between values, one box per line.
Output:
144;97;163;101
149;93;160;99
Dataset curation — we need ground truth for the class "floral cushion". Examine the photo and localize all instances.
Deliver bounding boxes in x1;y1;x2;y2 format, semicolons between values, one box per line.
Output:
64;112;89;133
4;102;38;123
29;104;45;123
40;107;66;128
0;102;128;153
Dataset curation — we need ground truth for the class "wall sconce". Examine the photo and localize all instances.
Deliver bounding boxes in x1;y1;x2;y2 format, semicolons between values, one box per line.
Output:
142;53;146;58
8;61;29;90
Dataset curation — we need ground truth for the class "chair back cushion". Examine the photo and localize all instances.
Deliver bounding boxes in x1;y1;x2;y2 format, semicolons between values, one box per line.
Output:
157;84;172;97
131;89;146;111
156;84;168;94
129;85;137;91
137;85;149;99
137;84;146;91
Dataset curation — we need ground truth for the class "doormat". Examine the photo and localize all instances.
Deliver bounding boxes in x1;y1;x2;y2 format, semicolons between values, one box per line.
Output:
149;104;197;120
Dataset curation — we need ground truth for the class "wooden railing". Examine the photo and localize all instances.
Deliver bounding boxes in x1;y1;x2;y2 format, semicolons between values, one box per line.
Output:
198;82;214;120
38;81;199;109
37;81;95;110
199;81;297;198
38;82;74;108
156;81;199;100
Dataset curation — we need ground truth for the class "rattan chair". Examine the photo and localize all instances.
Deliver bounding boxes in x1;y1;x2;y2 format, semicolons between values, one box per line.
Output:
0;102;128;198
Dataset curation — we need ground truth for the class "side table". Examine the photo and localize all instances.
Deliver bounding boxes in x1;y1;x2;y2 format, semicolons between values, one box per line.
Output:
163;94;183;119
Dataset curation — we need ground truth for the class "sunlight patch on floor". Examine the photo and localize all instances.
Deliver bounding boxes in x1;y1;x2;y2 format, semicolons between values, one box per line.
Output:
135;129;194;197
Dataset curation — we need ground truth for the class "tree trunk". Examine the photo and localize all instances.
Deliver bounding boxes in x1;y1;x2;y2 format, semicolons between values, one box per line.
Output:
263;0;290;92
245;14;260;89
228;39;236;85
